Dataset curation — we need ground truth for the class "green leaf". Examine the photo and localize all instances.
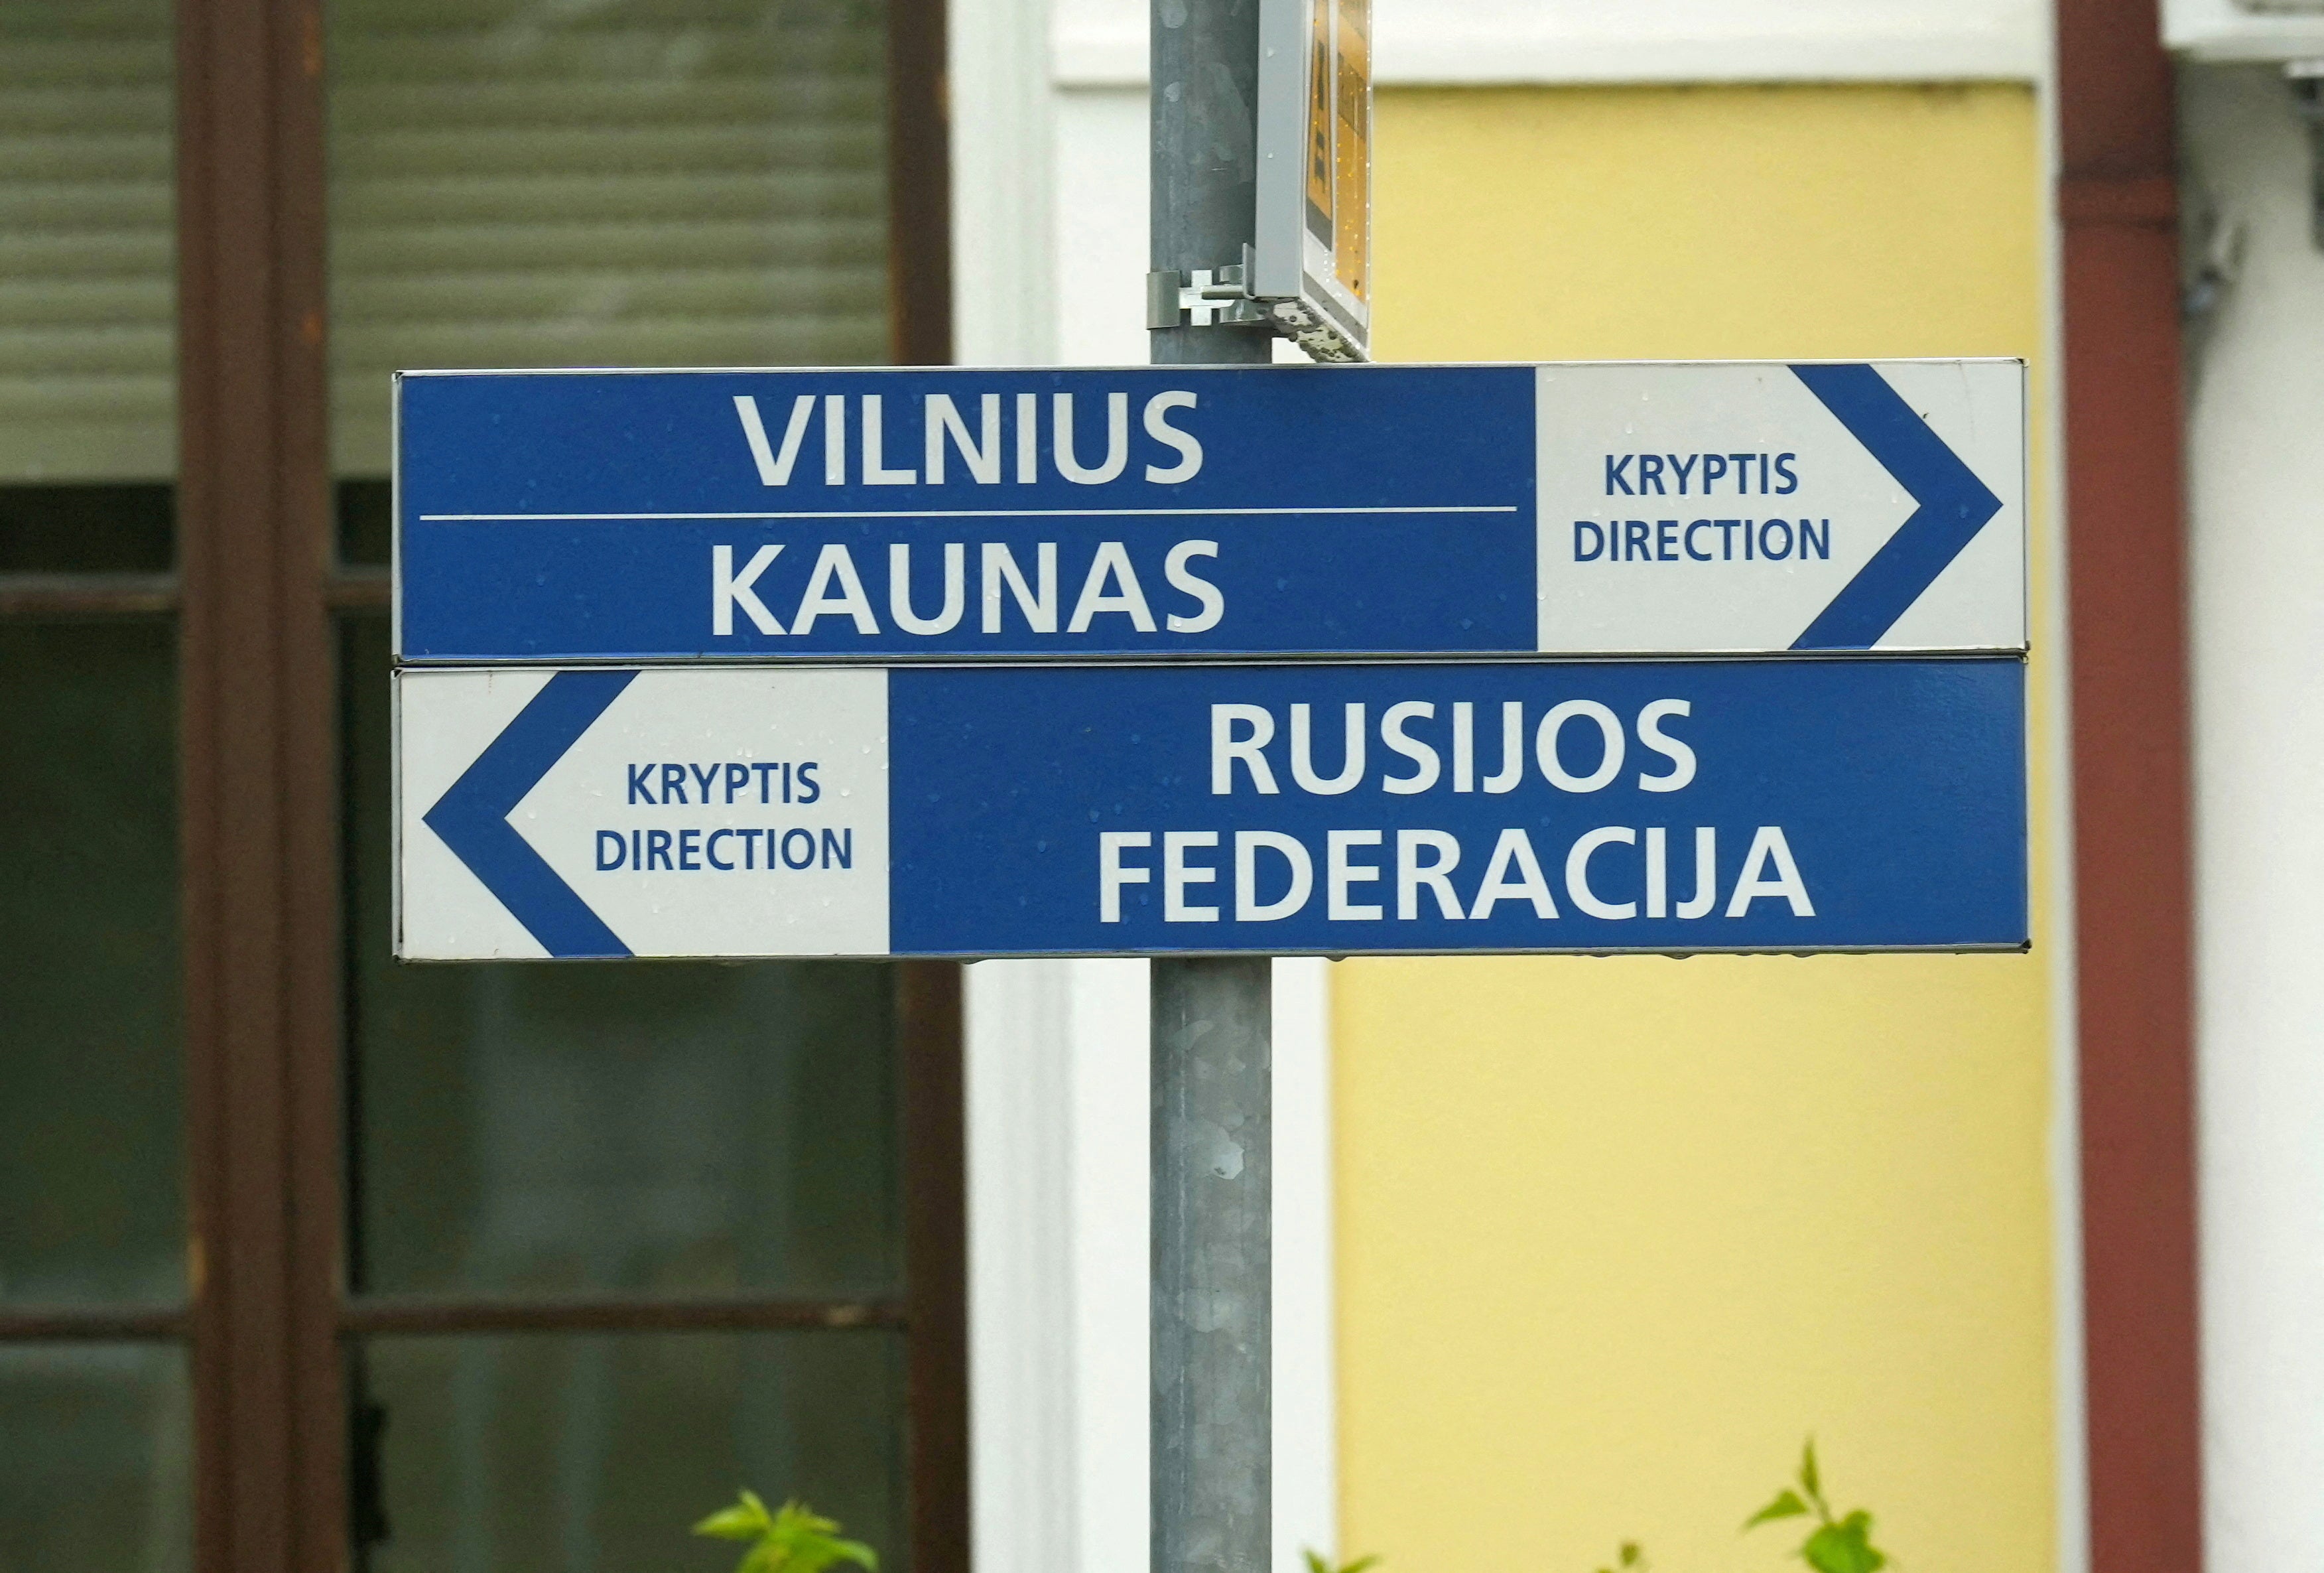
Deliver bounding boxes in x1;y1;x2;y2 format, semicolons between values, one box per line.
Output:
1744;1489;1810;1530
772;1501;844;1539
750;1501;879;1573
1801;1512;1887;1573
1797;1438;1833;1519
694;1508;763;1541
697;1496;881;1573
826;1536;879;1572
1619;1542;1643;1567
694;1491;776;1541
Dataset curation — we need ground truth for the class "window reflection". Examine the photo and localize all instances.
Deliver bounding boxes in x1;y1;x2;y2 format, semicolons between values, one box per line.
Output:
0;620;182;1306
0;484;171;574
0;1344;190;1572
360;1330;905;1573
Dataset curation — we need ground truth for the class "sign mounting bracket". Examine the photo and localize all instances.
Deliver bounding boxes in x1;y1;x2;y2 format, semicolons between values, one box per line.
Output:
1145;249;1368;360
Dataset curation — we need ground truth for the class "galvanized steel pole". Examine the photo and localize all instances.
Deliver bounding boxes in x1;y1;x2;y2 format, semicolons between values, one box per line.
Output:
1151;3;1273;1571
1151;956;1272;1573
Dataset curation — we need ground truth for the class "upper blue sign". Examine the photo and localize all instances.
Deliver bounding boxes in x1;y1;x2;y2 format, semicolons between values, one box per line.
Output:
393;362;2027;662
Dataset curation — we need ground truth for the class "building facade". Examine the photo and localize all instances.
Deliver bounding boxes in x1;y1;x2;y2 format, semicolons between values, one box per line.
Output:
1;1;2230;1570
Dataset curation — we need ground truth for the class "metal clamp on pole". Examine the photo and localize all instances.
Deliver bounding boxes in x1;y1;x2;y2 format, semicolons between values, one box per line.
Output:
1145;263;1277;331
1145;257;1365;361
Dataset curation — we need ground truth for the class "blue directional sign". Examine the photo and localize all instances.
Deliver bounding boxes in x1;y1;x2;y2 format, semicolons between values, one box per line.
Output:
393;361;2026;663
395;657;2026;960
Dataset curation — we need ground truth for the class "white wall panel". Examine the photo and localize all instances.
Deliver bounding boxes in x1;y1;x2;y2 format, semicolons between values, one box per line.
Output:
950;0;1056;364
2181;62;2324;1570
1053;88;1151;368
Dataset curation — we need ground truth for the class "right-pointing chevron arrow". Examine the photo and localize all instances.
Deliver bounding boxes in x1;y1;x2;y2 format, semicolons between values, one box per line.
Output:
422;669;637;959
1788;362;2005;651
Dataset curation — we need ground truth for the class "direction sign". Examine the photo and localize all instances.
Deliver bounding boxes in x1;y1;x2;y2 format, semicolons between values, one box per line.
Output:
1256;0;1372;360
394;360;2025;664
395;657;2027;961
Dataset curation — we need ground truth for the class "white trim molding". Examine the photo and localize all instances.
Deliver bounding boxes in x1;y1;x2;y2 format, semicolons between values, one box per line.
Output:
964;960;1086;1572
1053;0;2045;87
1271;957;1340;1573
2164;0;2324;64
949;0;1058;364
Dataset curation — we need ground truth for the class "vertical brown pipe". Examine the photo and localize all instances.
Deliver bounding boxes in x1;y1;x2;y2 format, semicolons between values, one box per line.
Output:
2055;1;2205;1568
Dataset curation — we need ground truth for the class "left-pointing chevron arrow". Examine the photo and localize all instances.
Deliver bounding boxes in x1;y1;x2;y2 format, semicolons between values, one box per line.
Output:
422;669;637;958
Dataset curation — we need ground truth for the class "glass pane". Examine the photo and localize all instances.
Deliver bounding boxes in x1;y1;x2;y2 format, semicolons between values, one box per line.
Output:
326;0;893;478
0;1343;192;1572
0;0;176;484
0;619;182;1304
342;616;903;1299
339;477;391;569
0;482;170;573
361;1330;905;1573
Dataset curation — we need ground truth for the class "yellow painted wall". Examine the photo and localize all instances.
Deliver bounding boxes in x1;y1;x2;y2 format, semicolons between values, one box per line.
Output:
1338;85;2053;1572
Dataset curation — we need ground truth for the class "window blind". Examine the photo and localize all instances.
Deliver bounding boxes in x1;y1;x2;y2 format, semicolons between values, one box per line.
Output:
0;2;174;484
326;0;891;476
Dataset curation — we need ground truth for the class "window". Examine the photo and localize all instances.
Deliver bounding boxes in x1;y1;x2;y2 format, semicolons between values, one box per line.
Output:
0;3;188;1566
0;1;957;1569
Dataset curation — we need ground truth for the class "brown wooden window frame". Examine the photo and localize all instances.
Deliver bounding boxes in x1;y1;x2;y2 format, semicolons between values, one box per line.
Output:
0;2;962;1570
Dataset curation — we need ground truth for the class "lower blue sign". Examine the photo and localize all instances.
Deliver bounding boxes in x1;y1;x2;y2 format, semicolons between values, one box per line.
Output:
395;658;2027;959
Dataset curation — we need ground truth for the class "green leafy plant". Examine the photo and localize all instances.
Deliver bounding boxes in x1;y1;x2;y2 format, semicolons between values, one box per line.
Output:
692;1491;878;1573
1743;1440;1889;1573
1594;1540;1647;1573
1303;1552;1380;1573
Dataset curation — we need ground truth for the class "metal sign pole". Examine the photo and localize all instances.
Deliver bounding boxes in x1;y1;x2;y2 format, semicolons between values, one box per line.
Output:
1151;1;1273;1570
1150;954;1271;1573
